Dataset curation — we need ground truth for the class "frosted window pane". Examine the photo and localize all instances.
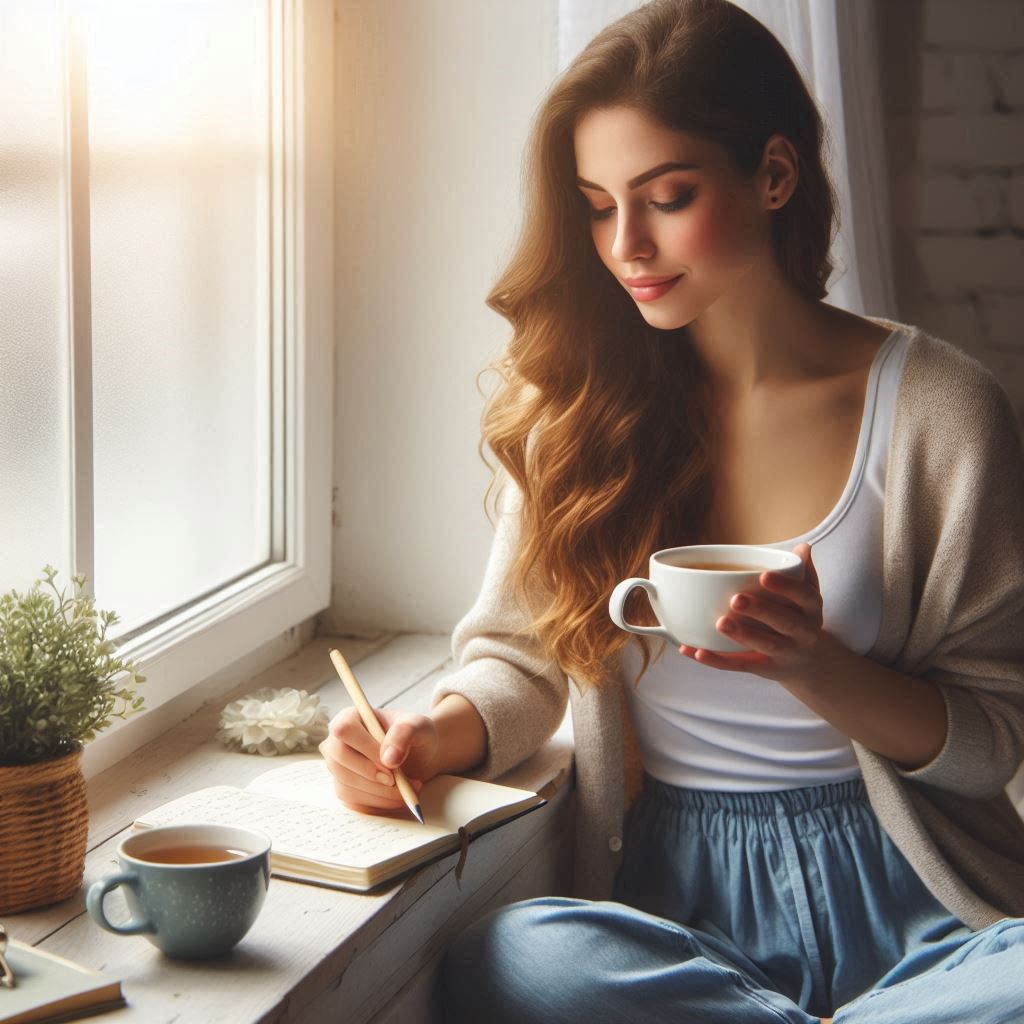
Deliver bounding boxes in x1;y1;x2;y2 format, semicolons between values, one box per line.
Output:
0;1;72;594
87;0;272;633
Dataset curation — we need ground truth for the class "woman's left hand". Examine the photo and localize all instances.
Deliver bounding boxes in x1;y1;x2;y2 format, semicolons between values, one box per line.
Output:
678;542;831;686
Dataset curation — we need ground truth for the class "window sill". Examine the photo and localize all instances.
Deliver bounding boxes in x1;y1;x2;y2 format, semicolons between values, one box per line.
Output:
7;633;575;1023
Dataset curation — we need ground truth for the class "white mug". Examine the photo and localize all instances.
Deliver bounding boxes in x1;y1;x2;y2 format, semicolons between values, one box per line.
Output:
608;544;805;653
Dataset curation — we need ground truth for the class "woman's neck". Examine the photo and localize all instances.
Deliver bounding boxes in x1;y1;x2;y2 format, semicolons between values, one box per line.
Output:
686;288;882;401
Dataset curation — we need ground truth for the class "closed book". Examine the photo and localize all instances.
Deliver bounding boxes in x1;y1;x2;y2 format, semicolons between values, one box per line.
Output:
0;940;124;1024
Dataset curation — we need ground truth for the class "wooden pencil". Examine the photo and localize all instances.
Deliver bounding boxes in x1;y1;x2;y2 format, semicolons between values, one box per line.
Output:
328;648;425;824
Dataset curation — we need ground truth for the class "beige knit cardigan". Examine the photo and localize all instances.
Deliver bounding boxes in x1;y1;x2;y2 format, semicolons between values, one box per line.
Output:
430;322;1024;931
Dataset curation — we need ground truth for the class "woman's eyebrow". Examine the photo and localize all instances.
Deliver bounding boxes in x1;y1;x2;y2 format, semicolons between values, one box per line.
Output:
575;161;701;192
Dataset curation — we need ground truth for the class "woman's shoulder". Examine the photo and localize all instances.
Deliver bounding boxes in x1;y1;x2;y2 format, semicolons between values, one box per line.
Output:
891;321;1020;448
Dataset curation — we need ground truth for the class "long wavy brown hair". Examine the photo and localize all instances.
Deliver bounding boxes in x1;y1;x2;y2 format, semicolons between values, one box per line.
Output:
477;0;840;691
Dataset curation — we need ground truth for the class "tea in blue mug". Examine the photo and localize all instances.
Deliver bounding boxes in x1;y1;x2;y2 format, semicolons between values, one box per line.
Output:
87;823;271;960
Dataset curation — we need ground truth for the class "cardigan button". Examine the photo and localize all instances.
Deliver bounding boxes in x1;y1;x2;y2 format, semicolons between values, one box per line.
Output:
608;835;622;852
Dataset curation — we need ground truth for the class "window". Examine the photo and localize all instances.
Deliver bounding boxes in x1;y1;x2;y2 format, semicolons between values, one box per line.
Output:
0;0;334;758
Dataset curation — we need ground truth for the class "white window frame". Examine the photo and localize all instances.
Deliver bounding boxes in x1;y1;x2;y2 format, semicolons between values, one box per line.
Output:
66;0;335;772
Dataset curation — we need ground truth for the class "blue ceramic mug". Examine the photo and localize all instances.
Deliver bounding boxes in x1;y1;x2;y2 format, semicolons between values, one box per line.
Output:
87;823;271;959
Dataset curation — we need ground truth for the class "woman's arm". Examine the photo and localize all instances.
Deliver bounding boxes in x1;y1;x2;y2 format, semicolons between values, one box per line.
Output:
778;632;948;771
874;337;1024;797
687;557;952;771
430;472;569;782
686;528;1024;798
429;693;488;776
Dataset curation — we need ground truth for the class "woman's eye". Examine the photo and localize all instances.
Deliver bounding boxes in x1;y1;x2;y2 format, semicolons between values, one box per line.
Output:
588;191;695;221
655;191;695;213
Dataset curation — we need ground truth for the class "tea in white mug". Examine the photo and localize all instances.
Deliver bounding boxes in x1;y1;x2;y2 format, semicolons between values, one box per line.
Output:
608;543;804;652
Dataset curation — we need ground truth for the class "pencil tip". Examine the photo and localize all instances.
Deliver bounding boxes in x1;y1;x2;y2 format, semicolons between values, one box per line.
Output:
414;804;424;824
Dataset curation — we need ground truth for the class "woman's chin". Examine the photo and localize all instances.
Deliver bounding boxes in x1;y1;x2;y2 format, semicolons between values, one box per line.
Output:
637;305;695;331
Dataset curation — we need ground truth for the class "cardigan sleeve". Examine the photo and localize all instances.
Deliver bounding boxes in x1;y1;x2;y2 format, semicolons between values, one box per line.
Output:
899;600;1024;796
430;473;569;782
890;347;1024;797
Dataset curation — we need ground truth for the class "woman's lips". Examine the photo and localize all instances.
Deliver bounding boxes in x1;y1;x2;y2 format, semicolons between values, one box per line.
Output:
626;274;684;301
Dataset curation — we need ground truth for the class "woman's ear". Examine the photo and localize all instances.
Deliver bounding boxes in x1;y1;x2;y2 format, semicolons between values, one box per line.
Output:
759;133;799;209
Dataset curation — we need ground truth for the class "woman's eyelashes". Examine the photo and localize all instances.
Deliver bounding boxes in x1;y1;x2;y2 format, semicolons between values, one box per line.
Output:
587;190;696;222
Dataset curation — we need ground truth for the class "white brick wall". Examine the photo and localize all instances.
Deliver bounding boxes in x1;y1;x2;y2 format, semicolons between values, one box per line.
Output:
884;0;1024;425
924;0;1024;50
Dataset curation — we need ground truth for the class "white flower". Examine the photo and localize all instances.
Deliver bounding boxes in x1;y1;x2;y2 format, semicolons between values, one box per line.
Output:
216;687;330;756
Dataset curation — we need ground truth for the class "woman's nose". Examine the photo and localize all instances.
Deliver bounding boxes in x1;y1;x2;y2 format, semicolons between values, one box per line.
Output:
610;211;655;263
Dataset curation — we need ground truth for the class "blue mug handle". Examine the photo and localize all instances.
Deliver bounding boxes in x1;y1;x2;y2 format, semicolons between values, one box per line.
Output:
86;872;155;935
608;578;677;644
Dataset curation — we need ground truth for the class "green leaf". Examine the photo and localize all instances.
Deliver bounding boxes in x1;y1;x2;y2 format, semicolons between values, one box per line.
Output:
0;565;145;766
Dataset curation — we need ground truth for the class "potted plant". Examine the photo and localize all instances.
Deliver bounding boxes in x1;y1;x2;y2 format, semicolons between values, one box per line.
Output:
0;566;145;914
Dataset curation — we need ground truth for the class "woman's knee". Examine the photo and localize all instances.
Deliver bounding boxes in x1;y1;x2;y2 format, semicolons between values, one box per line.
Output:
973;916;1024;956
443;897;591;978
439;897;598;1023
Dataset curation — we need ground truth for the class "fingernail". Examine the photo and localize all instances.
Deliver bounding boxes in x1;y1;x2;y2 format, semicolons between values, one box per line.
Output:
733;595;749;609
382;746;398;766
376;771;393;785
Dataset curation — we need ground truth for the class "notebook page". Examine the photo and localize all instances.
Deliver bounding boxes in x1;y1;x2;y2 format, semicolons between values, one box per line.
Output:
416;774;542;829
247;759;542;831
246;758;376;809
134;785;452;869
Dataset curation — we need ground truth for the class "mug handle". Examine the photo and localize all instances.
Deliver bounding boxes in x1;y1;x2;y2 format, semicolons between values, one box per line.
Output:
86;872;155;935
608;578;677;644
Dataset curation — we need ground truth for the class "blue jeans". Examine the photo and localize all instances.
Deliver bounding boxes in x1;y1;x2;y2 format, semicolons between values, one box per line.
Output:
440;774;1024;1022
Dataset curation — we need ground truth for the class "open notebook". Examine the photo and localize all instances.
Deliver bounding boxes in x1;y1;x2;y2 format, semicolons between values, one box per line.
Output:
133;759;549;893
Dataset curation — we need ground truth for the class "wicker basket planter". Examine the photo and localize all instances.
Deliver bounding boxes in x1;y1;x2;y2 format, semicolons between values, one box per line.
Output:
0;748;89;915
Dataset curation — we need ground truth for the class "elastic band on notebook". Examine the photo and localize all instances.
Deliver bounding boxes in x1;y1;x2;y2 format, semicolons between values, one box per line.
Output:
537;766;568;801
455;826;470;884
453;767;566;886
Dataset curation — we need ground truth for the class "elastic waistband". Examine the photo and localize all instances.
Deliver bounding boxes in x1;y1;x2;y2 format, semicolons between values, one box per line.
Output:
640;772;868;816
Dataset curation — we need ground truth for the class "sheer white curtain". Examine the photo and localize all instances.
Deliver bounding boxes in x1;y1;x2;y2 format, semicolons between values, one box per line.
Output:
557;0;897;319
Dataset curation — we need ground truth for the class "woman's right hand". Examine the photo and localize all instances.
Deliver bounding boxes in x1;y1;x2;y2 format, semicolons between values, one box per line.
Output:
318;705;442;815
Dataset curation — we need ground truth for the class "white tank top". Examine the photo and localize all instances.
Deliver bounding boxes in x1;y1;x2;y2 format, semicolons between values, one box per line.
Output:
621;323;912;790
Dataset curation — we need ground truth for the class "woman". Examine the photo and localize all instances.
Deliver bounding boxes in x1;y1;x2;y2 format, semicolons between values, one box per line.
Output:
318;1;1024;1020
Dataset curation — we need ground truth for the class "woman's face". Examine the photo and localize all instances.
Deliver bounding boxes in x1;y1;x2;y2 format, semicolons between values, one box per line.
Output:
573;105;775;331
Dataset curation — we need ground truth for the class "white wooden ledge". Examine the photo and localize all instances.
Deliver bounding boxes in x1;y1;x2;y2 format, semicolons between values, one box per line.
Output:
6;634;576;1023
